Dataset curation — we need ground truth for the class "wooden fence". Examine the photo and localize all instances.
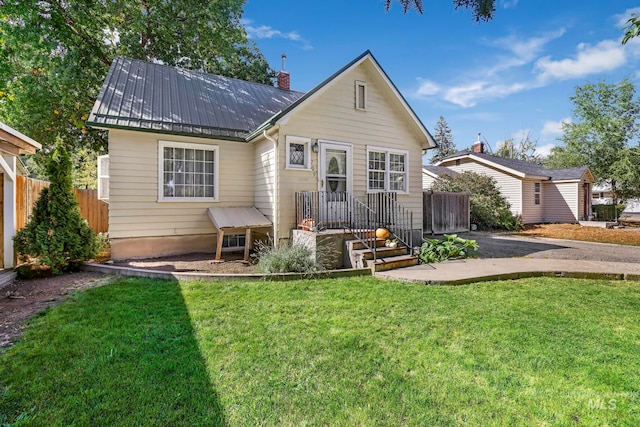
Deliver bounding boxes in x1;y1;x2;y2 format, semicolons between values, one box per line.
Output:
423;191;470;235
16;175;109;234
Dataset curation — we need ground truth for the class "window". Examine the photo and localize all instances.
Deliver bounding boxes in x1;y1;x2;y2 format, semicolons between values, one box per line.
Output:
158;140;217;202
97;154;109;201
455;159;461;166
285;136;311;169
355;80;367;110
367;147;408;193
534;182;541;205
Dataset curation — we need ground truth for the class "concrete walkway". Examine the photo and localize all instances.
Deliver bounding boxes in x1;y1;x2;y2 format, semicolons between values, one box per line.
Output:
376;258;640;285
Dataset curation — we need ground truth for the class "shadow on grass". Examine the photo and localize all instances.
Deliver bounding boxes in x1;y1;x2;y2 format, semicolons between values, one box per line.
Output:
0;278;226;426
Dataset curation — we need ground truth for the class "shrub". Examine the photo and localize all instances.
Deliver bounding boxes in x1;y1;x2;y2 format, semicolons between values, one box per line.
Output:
419;234;478;264
14;140;98;275
255;241;323;274
432;171;522;230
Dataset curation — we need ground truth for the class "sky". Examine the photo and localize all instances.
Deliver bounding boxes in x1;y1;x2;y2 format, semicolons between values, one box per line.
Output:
242;0;640;163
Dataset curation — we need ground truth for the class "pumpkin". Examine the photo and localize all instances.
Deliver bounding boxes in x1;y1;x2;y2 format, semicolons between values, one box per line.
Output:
375;227;390;239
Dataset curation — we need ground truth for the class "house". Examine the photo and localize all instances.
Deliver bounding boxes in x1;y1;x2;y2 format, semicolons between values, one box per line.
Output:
0;121;41;269
87;51;436;260
422;165;459;189
592;183;640;213
433;142;595;224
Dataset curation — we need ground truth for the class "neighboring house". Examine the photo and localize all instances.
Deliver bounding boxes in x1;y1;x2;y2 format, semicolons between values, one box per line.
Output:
0;122;41;269
422;165;459;189
592;183;640;213
434;142;595;224
87;51;436;260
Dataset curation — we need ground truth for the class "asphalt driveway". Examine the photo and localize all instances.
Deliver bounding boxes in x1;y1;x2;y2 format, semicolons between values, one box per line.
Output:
461;231;640;263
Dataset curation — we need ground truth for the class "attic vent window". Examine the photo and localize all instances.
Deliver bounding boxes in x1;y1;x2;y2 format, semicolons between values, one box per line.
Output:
355;81;367;110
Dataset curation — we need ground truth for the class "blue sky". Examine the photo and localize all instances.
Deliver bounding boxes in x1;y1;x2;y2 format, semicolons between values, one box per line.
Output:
243;0;640;163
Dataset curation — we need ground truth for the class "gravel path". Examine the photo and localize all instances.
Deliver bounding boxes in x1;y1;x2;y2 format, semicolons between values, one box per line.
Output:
465;231;640;263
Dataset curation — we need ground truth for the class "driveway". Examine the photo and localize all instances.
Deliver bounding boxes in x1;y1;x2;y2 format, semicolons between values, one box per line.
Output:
461;231;640;263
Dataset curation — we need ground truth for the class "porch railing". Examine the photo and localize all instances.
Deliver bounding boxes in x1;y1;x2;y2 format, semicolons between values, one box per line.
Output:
295;191;379;258
295;191;415;260
367;192;414;249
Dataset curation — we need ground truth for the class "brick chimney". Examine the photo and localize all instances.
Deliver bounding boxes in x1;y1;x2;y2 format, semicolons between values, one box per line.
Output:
472;132;484;153
277;53;290;90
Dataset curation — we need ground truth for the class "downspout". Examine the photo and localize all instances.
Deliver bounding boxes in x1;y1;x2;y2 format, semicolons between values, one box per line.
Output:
263;128;279;246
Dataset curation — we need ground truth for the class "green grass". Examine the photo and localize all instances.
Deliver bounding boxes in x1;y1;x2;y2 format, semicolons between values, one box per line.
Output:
2;277;640;426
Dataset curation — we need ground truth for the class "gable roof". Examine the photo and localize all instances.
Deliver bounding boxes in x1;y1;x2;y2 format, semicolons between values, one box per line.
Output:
0;121;41;155
438;151;592;182
87;51;436;147
249;50;436;148
422;165;459;178
86;57;305;141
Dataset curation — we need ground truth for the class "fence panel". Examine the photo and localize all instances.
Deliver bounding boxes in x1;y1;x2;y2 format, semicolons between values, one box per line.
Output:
16;176;108;234
423;191;470;235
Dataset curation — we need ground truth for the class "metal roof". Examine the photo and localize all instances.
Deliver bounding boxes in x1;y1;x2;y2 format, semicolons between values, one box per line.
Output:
440;151;590;181
87;57;305;140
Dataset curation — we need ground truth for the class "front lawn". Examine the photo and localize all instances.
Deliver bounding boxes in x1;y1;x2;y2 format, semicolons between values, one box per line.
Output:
1;277;639;426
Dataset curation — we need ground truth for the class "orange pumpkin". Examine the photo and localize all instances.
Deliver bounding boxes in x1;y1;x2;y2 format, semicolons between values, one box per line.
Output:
375;227;390;239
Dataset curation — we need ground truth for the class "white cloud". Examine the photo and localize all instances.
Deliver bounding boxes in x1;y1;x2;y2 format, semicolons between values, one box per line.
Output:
413;30;562;107
541;117;571;137
442;81;529;108
415;79;441;96
501;0;519;10
243;19;312;50
535;40;627;82
536;143;557;157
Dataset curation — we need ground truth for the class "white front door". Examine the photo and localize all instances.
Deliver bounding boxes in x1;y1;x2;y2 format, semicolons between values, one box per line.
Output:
318;141;352;225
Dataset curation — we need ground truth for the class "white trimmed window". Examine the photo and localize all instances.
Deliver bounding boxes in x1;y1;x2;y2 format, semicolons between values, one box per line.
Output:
285;136;311;169
355;80;367;110
534;182;541;205
367;147;408;193
158;140;218;202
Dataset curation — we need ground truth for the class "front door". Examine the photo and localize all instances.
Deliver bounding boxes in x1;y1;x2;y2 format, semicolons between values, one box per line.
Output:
318;141;352;226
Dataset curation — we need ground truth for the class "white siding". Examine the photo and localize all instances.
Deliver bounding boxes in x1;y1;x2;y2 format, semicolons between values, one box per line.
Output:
108;129;254;239
439;158;524;216
543;181;579;223
273;60;426;240
253;137;276;222
521;180;544;224
422;171;438;190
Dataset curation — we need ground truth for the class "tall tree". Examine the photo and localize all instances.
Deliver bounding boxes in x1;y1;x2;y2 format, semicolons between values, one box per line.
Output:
622;14;640;44
0;0;273;183
494;132;541;164
430;116;456;164
384;0;496;21
552;79;640;203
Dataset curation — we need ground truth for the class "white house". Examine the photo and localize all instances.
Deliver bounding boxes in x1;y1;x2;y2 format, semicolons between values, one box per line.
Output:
87;51;436;260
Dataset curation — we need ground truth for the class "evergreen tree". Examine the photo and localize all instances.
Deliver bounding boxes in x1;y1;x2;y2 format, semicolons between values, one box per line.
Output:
14;139;98;275
430;116;456;164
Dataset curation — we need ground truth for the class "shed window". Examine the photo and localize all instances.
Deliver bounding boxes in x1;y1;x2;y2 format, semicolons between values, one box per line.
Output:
367;147;408;193
355;81;367;110
158;140;217;202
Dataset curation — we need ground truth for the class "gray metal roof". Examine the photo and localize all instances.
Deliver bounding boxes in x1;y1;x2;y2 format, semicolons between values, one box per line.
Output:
87;57;305;140
441;151;589;181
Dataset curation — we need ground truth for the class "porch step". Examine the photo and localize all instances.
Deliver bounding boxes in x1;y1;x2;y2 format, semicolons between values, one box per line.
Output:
345;238;387;252
367;254;419;272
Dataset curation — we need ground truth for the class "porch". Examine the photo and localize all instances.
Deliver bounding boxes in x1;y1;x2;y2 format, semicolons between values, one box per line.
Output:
294;191;420;270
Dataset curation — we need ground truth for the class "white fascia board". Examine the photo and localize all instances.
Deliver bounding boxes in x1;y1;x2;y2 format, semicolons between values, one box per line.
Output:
0;121;42;150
